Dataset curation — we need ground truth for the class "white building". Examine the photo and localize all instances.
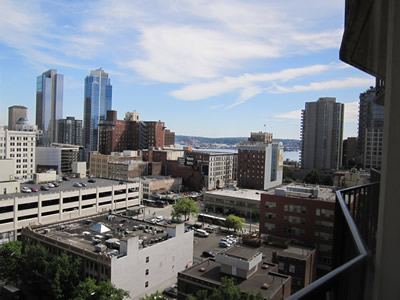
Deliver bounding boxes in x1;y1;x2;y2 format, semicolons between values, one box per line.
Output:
36;143;80;175
0;178;141;243
22;213;193;300
0;118;38;181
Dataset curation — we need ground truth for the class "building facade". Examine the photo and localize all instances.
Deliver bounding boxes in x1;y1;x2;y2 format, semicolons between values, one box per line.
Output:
342;137;358;169
164;129;175;147
0;179;141;241
57;116;83;146
36;69;64;145
357;87;384;169
8;105;27;130
259;185;335;275
22;213;193;300
36;144;80;175
301;97;344;170
0;119;38;181
238;132;284;190
83;68;112;154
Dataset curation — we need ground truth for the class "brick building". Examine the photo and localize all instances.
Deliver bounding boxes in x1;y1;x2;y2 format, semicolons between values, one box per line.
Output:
98;110;174;154
238;132;283;190
164;129;175;146
259;184;335;275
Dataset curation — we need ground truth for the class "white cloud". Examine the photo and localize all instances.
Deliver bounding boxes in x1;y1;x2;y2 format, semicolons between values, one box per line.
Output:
226;86;263;109
275;109;302;120
269;77;375;93
208;104;225;110
344;101;359;123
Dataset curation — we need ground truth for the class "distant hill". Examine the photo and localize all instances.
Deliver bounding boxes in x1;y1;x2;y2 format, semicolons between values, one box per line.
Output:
175;135;300;150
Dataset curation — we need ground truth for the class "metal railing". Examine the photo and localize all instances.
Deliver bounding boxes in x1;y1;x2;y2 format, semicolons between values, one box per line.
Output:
287;181;380;300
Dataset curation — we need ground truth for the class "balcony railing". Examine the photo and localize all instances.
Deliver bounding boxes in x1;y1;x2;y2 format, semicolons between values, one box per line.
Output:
287;181;380;300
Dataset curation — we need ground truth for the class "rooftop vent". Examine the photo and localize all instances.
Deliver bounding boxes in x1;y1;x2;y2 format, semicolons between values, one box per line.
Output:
262;283;270;290
199;267;207;272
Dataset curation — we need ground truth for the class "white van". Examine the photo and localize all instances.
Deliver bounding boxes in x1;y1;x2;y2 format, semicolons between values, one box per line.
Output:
194;229;209;237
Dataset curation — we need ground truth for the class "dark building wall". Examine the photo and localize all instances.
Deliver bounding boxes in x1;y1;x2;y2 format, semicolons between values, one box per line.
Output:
164;129;175;146
166;161;205;191
238;149;266;190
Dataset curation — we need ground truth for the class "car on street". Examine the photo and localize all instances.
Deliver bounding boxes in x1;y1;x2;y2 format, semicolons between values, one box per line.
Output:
204;227;214;233
80;182;87;187
21;187;32;193
47;183;55;188
40;185;50;191
31;187;39;192
62;176;70;181
88;178;96;183
73;182;82;187
202;250;215;258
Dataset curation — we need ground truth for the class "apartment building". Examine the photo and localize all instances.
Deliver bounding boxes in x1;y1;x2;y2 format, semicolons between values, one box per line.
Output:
259;184;336;274
22;213;193;300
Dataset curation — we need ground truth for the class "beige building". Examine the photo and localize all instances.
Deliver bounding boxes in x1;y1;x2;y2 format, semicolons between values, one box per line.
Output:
0;159;20;196
36;143;80;175
204;188;264;220
141;176;182;197
0;119;38;181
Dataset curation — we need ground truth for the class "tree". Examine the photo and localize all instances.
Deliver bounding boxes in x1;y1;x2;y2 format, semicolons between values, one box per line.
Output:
0;240;22;285
225;215;244;232
171;198;199;221
72;278;130;300
139;291;167;299
304;169;321;184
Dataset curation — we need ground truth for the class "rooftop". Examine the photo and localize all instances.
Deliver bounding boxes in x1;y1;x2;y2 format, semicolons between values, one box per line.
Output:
205;188;265;201
264;183;336;202
180;257;289;299
29;213;172;257
223;244;261;261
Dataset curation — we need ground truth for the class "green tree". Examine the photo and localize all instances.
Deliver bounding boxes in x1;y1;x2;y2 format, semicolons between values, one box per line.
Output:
225;215;244;232
210;277;242;300
72;278;130;300
139;291;168;299
171;198;199;221
304;169;321;184
0;240;22;285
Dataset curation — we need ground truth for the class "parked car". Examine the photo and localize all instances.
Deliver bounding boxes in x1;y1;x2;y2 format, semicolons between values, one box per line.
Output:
21;187;32;193
219;241;231;248
88;178;96;183
204;227;214;233
31;187;39;192
52;182;59;187
62;176;70;181
80;182;87;187
194;229;209;237
73;182;82;187
119;181;127;185
47;183;55;188
202;250;215;258
56;178;63;183
163;285;177;298
40;185;49;191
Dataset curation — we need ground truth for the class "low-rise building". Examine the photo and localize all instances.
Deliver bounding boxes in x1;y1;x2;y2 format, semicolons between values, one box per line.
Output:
0;159;20;196
178;244;291;300
141;176;182;198
204;188;264;220
0;178;141;242
22;213;193;300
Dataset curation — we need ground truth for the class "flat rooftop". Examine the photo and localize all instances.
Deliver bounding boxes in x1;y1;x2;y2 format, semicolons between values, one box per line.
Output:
0;177;139;201
223;244;260;261
30;213;171;256
259;244;315;261
181;258;288;299
264;184;336;202
205;188;264;201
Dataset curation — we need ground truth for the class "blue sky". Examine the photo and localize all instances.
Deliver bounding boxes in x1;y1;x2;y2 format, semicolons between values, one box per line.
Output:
0;0;374;139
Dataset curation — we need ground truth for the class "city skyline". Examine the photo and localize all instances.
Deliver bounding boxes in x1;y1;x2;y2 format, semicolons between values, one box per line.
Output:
0;0;374;139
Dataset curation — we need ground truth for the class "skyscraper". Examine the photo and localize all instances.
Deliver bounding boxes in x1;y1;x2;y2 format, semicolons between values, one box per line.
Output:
357;86;384;169
301;97;344;170
8;105;27;130
36;69;64;145
56;116;83;146
83;68;112;154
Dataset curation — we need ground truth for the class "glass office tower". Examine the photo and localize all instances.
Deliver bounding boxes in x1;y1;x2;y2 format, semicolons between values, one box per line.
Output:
36;69;64;145
83;68;112;154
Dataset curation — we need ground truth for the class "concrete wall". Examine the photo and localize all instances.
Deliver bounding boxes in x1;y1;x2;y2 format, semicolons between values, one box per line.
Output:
111;224;193;299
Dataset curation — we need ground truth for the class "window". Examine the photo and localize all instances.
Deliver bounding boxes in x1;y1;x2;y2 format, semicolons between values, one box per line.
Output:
289;264;296;273
145;269;149;275
278;262;284;271
146;256;149;263
265;201;276;208
264;223;275;231
145;281;149;288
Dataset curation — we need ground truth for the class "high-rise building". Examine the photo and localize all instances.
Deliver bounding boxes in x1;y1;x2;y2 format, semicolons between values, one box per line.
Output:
8;105;27;130
83;68;112;155
342;137;358;169
36;69;64;145
357;87;384;169
301;97;344;170
56;116;83;146
238;132;283;190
